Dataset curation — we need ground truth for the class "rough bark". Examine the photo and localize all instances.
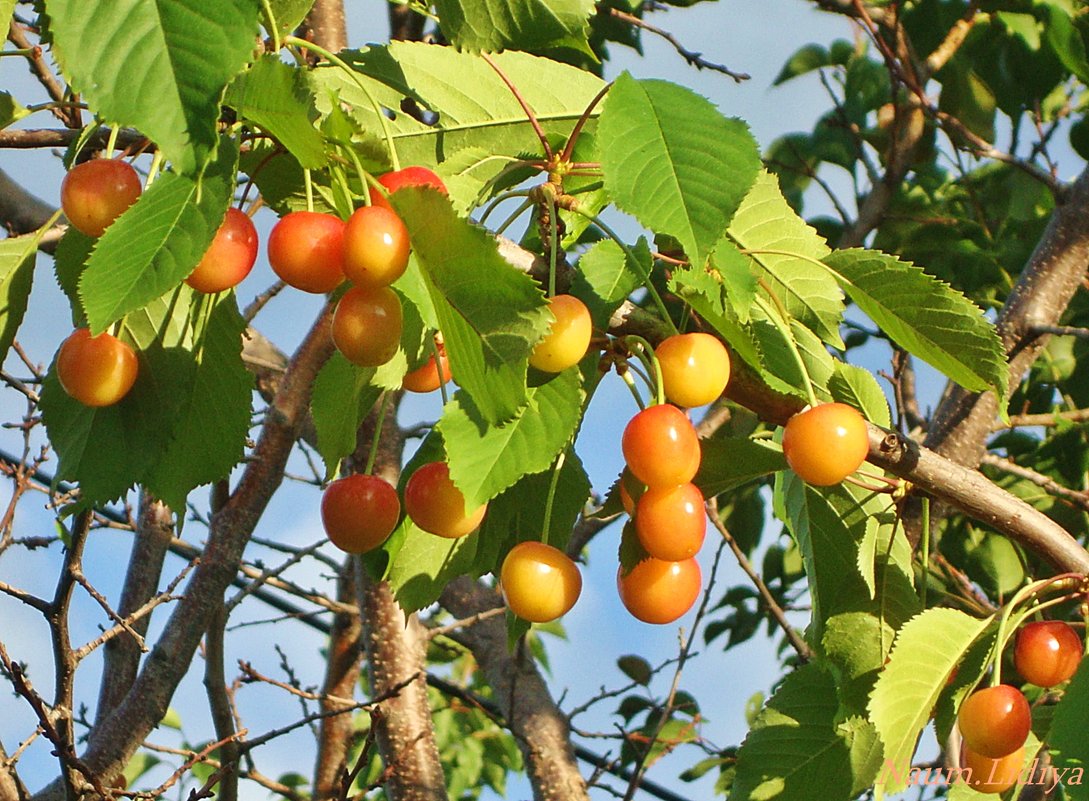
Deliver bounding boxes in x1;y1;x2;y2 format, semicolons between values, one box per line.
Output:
358;575;449;801
311;565;364;800
299;0;347;53
92;496;174;727
0;741;29;801
440;577;591;801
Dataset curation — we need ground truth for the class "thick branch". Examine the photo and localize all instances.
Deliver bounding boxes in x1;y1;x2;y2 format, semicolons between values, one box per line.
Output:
32;305;337;801
439;577;590;801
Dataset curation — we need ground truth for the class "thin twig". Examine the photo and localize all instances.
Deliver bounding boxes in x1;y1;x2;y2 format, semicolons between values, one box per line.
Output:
606;7;749;81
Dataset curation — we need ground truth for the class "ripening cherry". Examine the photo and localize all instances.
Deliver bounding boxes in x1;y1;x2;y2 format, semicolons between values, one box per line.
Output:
267;211;346;293
622;404;701;488
1014;620;1084;687
634;482;706;561
781;402;869;486
60;158;142;238
500;541;583;623
185;208;259;293
655;332;731;408
961;745;1025;795
342;205;411;289
369;166;448;209
404;461;487;539
617;557;702;625
56;328;139;407
402;347;451;393
529;295;593;373
331;286;403;367
957;685;1031;758
321;474;401;554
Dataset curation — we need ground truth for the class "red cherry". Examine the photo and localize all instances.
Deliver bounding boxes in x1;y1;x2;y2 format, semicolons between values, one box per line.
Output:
617;557;702;625
621;404;701;488
331;286;403;367
1014;620;1083;687
403;462;487;539
957;685;1031;758
369;166;448;209
634;482;706;561
402;347;451;393
186;208;258;293
267;211;346;293
321;474;401;554
60;159;142;238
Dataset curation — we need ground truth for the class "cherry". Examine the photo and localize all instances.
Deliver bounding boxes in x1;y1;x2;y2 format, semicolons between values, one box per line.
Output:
369;166;448;209
528;295;592;373
185;208;258;294
56;328;139;407
634;482;706;561
961;745;1024;795
60;158;142;238
402;348;451;393
342;205;411;289
321;474;401;554
622;404;701;488
781;402;869;486
617;557;702;625
957;684;1031;758
267;211;346;293
331;286;403;367
655;332;731;408
404;461;487;539
1014;620;1083;687
500;541;582;623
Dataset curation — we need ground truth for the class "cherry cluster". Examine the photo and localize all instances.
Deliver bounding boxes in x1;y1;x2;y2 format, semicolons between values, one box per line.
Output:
615;333;731;624
957;619;1083;793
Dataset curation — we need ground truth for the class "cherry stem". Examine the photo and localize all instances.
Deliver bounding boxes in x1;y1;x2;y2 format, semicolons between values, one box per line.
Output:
478;189;533;227
753;279;819;408
481;53;552;161
433;336;450;407
920;497;931;610
144;150;164;188
328;161;354;216
559;82;612;164
842;475;895;494
572;209;679;337
105;125;119;159
285;36;401;172
342;146;375;207
493;198;534;238
618;368;647;411
303;168;314;213
546;189;559;298
363;392;391;476
260;0;283;52
540;449;567;548
623;335;665;407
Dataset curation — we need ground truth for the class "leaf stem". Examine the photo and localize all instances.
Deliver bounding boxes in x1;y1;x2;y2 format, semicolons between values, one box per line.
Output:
433;336;450;407
304;168;314;213
990;573;1085;686
481;53;552;161
753;279;818;408
618;368;647;411
260;0;283;52
363;393;391;476
285;36;401;171
106;126;119;159
546;189;559;298
920;497;930;610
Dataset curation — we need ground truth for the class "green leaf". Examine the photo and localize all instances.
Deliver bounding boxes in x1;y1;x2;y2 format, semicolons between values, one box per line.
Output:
997;12;1041;50
316;43;606;170
266;0;314;36
599;73;761;269
617;655;653;686
393;188;551;424
47;0;259;174
1044;5;1089;84
79;138;239;334
570;238;647;329
143;294;253;508
869;608;994;794
434;0;595;53
440;370;583;509
225;56;327;169
773;43;832;85
386;520;481;613
696;437;786;497
53;229;95;325
828;363;891;429
732;663;882;801
0;234;38;363
709;241;759;321
823;249;1006;397
728;171;843;348
1048;660;1089;799
311;354;383;477
0;91;29;129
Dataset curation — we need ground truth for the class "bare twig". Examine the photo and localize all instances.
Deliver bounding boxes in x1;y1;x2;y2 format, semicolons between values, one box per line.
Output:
605;7;749;81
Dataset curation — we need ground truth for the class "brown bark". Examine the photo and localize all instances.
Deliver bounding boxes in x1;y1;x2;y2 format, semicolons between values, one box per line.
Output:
0;741;30;801
440;577;590;801
311;564;364;799
358;574;449;801
299;0;347;53
93;496;174;726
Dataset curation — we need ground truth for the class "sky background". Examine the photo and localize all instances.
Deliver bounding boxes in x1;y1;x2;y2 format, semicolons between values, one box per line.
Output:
0;1;1015;799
